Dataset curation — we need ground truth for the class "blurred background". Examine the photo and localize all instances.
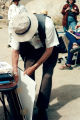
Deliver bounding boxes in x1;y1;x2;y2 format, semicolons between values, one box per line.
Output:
0;0;80;27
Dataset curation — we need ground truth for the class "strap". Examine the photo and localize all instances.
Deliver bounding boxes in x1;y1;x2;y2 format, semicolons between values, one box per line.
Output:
35;14;46;47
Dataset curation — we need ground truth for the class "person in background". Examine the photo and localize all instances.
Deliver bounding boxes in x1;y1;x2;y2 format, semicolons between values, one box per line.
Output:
8;0;27;47
60;23;80;70
61;0;79;32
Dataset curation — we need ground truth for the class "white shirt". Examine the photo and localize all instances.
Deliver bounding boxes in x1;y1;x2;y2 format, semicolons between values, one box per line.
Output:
30;17;59;49
8;3;27;24
8;5;59;50
8;3;27;49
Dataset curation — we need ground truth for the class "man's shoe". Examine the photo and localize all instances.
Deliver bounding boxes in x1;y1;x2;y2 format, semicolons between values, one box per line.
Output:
37;109;48;120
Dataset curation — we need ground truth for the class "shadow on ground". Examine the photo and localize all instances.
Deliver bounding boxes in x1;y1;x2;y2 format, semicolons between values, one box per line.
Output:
48;84;80;120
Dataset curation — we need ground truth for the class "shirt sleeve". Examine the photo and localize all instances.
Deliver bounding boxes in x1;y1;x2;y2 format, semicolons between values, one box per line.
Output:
45;17;59;48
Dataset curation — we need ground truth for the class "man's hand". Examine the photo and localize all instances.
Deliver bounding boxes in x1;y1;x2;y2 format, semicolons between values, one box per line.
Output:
13;66;18;76
24;47;53;76
12;66;19;84
13;73;19;83
24;65;36;76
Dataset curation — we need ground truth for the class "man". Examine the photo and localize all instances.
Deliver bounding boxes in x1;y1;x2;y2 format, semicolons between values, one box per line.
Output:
9;9;59;120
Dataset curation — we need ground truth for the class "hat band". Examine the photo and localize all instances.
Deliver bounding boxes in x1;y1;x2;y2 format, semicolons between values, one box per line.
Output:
16;17;31;35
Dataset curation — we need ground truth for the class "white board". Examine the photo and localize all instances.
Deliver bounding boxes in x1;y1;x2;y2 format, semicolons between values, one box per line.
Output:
17;68;36;120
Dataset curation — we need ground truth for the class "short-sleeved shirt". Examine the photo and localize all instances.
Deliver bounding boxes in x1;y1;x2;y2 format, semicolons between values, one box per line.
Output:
8;4;59;50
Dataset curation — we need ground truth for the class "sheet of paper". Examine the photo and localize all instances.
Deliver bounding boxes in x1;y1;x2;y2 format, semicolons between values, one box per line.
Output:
17;68;36;120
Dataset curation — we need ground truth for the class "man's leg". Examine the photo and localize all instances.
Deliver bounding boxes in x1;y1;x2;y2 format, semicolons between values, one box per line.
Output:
36;47;58;119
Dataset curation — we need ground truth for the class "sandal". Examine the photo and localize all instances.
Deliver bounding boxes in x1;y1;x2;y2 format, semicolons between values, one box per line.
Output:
59;64;73;70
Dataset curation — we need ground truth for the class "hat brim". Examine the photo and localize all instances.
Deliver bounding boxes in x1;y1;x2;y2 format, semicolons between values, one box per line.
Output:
12;12;38;42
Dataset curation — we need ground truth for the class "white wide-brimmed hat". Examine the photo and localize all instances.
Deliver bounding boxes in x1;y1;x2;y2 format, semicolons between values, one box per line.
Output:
11;11;38;42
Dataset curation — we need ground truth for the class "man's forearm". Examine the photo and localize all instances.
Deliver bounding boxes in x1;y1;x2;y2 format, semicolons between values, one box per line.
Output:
24;47;54;75
12;49;19;74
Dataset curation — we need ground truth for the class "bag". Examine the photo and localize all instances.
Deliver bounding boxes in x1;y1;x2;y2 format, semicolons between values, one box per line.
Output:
57;36;67;53
55;28;67;53
0;73;14;83
0;73;18;92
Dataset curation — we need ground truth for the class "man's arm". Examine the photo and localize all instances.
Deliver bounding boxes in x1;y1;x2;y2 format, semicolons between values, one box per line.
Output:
12;49;19;76
24;47;54;75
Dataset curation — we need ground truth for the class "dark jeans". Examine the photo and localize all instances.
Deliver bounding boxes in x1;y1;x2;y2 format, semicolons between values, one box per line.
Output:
66;32;80;64
19;42;58;109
